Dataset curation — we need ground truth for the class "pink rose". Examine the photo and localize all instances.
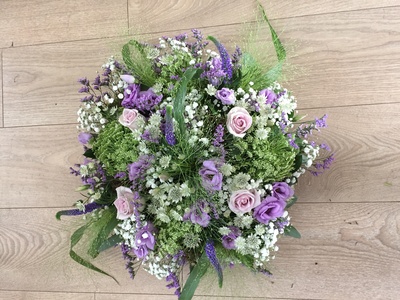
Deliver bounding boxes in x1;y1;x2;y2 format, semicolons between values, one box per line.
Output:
226;107;252;138
118;108;143;132
228;189;261;215
113;186;135;220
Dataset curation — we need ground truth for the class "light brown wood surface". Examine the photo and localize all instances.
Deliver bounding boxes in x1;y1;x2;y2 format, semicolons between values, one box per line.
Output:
1;1;399;299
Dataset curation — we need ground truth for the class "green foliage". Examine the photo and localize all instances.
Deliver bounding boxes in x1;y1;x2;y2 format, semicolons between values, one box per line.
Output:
284;225;301;238
156;220;202;256
87;207;119;258
228;128;298;183
122;39;157;88
92;121;139;176
285;196;298;209
179;251;209;300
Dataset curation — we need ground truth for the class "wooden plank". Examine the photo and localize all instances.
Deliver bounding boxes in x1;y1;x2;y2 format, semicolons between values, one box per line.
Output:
128;0;400;33
0;50;3;127
295;103;400;203
0;125;82;208
0;291;94;300
0;0;128;48
4;7;400;127
0;203;399;299
96;294;295;300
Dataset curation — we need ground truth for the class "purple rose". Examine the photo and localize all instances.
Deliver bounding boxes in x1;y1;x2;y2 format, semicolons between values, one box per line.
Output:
121;84;140;108
199;160;223;191
221;226;241;249
258;89;277;105
78;132;92;145
133;245;148;259
272;182;294;201
183;202;211;227
135;227;155;250
253;196;286;224
215;88;236;105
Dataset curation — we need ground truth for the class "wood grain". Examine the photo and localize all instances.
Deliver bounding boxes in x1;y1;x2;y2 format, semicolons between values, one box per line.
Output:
0;291;94;300
1;204;399;299
1;50;3;127
0;125;82;208
4;7;400;127
295;103;400;203
0;0;128;49
128;0;400;34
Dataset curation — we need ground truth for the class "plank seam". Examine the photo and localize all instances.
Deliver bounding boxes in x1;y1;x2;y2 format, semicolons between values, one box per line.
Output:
2;3;400;51
126;0;130;33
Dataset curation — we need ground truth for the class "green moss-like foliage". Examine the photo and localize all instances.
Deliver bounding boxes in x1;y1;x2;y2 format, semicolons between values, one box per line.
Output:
228;128;298;183
92;121;139;176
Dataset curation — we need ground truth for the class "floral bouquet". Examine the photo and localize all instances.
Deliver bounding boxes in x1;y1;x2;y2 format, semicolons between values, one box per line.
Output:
57;5;333;299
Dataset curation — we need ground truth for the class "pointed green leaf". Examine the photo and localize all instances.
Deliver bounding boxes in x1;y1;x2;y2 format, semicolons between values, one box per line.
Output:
285;196;298;209
69;223;119;283
179;251;210;300
284;225;301;239
98;235;123;252
173;68;203;137
257;1;286;62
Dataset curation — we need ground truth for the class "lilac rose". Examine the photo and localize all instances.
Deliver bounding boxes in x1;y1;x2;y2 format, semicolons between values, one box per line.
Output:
199;160;223;191
228;189;261;215
183;201;211;227
133;245;148;259
226;107;253;138
272;182;294;201
118;108;144;132
113;186;135;220
215;88;236;105
258;89;277;105
253;196;286;224
121;84;140;108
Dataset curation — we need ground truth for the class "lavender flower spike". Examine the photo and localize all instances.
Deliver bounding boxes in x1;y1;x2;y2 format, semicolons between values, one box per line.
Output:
207;36;233;83
165;105;176;145
205;240;223;287
56;202;101;220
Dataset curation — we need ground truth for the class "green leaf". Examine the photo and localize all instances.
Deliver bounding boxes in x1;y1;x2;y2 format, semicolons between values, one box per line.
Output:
257;1;286;62
69;223;119;283
98;235;123;252
83;148;96;159
88;208;119;258
293;153;303;172
264;61;283;83
285;195;298;209
284;225;301;239
179;251;210;300
173;68;203;137
121;39;145;70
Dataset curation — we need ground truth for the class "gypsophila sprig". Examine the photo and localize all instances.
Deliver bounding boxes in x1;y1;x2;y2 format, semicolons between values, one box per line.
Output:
58;6;332;299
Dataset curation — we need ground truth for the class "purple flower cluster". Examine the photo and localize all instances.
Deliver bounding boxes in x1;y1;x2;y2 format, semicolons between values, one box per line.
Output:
212;40;233;83
165;106;176;146
205;240;223;282
212;124;224;147
199;160;223;192
183;201;211;227
121;243;136;279
122;85;163;115
128;155;155;190
134;222;156;259
166;271;181;296
201;57;227;86
141;129;160;144
311;154;335;176
56;202;102;218
221;226;241;249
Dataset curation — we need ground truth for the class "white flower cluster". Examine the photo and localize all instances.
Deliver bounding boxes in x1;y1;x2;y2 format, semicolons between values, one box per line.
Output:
142;252;180;280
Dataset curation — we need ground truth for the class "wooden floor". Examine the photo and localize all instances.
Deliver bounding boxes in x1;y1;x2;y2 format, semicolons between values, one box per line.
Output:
1;1;400;299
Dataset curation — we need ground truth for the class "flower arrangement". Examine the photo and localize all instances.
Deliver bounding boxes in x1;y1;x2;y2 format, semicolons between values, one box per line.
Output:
57;5;333;299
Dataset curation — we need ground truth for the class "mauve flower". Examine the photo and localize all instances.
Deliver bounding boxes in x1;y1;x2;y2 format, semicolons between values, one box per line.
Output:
118;108;144;132
272;182;294;201
253;196;286;224
183;202;211;227
258;89;277;104
113;186;135;220
221;226;241;249
135;227;155;250
199;160;223;191
136;89;163;113
133;245;148;259
78;132;92;145
122;84;140;108
120;74;135;84
226;107;252;138
228;189;260;215
215;88;235;105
